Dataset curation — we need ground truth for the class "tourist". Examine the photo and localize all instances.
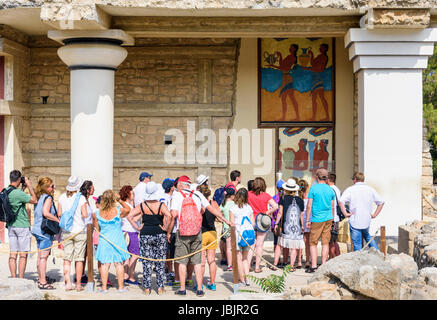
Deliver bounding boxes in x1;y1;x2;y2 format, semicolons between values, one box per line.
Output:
225;170;242;192
127;181;173;295
229;188;254;285
197;174;209;187
119;185;140;286
327;173;341;258
170;175;230;297
133;171;153;206
32;177;59;289
93;189;131;293
160;178;177;285
198;184;226;292
305;168;335;273
78;180;94;285
272;179;305;271
298;179;311;269
272;179;286;267
58;175;87;291
219;187;236;271
6;171;37;280
340;172;384;251
247;177;278;273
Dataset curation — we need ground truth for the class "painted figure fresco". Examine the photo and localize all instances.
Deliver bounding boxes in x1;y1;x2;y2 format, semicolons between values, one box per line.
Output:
278;127;333;181
260;38;334;123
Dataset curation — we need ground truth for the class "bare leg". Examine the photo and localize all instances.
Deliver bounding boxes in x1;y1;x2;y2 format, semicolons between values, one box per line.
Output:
255;232;267;271
225;237;232;268
123;259;129;280
207;249;217;284
321;244;329;265
194;264;203;290
9;253;17;278
178;263;187;291
273;243;282;265
174;262;180;281
75;261;84;290
63;260;72;287
37;250;50;284
100;263;110;291
283;247;290;265
297;249;302;266
329;242;336;259
310;245;318;269
335;242;340;256
242;251;249;278
114;262;125;290
18;253;28;278
128;256;138;281
289;248;298;267
236;251;245;283
200;251;207;283
304;233;311;266
187;263;194;281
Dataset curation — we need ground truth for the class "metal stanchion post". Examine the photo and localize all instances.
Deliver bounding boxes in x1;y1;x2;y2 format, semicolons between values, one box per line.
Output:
230;226;239;294
87;224;95;292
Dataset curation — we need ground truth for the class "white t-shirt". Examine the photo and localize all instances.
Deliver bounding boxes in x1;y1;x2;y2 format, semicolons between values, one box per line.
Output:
160;193;177;233
133;181;148;207
330;184;341;223
229;204;253;234
83;203;93;225
121;202;139;233
58;193;87;234
170;189;210;230
340;182;384;229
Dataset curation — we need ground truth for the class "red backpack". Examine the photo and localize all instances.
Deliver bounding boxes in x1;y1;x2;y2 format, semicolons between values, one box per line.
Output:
178;191;202;236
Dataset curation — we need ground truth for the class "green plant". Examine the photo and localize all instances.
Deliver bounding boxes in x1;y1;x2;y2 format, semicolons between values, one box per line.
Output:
247;264;293;293
424;45;437;180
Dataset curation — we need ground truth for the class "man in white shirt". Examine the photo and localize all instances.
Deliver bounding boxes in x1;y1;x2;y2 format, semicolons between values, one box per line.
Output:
170;175;231;297
327;173;341;258
340;172;384;251
133;171;152;207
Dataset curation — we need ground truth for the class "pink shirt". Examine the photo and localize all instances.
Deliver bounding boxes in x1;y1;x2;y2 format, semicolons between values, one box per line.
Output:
248;191;272;220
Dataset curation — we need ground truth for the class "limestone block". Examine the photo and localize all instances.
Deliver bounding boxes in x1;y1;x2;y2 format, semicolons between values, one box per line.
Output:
44;131;58;140
419;267;437;287
301;281;337;297
386;253;418;282
0;278;44;300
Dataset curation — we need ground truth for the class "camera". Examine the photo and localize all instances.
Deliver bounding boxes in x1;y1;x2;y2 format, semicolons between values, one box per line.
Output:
20;176;26;190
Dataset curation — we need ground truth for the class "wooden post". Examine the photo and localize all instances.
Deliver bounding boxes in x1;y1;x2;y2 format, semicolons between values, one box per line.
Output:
86;224;94;291
230;226;239;294
380;226;386;256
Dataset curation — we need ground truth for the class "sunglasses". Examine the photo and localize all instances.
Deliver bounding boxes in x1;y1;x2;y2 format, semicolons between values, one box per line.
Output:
50;184;55;188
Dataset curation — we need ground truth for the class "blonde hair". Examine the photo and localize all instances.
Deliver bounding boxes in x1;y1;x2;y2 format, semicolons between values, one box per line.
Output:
353;172;365;182
35;177;53;199
100;189;117;213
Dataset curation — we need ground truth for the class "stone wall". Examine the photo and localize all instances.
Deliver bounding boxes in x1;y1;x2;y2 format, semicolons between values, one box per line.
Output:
22;38;239;194
422;125;436;218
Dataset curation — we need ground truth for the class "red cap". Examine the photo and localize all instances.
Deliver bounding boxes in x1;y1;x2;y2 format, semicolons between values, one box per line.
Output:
178;175;191;184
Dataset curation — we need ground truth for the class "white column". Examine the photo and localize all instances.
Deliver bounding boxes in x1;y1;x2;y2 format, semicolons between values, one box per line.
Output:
49;31;133;196
345;28;437;236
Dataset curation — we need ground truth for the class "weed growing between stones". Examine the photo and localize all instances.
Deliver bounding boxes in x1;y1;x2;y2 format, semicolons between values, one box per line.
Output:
247;265;293;293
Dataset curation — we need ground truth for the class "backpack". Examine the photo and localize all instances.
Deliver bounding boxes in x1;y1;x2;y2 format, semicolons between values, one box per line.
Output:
59;193;82;232
0;187;18;224
238;215;255;247
213;186;226;206
178;191;203;236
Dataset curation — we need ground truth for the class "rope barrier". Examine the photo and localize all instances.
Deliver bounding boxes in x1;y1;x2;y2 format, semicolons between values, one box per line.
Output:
361;227;380;251
0;229;84;255
93;227;228;262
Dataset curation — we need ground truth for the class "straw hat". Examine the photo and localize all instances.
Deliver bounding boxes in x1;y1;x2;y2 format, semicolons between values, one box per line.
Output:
255;213;272;232
66;176;84;192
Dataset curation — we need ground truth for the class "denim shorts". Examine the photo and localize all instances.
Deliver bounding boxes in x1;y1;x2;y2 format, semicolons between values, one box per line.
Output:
34;233;53;250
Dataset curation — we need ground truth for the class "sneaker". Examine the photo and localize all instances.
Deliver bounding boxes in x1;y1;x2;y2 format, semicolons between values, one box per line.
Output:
206;283;216;291
172;281;181;288
125;279;140;286
175;289;186;296
196;290;205;297
226;266;232;271
220;259;227;266
193;284;203;291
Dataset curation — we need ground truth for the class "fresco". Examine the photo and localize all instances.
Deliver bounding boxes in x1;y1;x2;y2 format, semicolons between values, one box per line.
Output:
278;127;333;182
260;38;334;123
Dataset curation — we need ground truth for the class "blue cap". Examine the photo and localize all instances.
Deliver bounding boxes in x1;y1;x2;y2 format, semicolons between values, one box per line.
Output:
162;178;175;190
139;172;153;181
276;179;285;189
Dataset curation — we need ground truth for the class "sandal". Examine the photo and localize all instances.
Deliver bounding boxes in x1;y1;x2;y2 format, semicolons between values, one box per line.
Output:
38;282;55;290
268;265;278;271
254;268;262;273
46;276;56;284
96;288;108;294
143;289;151;295
290;267;297;272
65;284;74;291
76;286;84;292
157;287;165;295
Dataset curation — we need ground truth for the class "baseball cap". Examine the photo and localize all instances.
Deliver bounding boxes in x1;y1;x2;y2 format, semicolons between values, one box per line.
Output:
162;178;175;191
316;168;328;180
224;186;236;196
92;195;102;204
178;175;191;184
139;171;153;181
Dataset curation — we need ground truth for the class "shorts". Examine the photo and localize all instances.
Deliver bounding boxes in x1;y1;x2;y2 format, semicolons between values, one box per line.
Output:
127;232;140;256
222;228;231;240
168;233;176;259
174;231;202;265
202;230;217;250
62;231;87;262
8;227;31;253
237;244;251;252
34;233;53;251
309;220;332;246
330;222;339;244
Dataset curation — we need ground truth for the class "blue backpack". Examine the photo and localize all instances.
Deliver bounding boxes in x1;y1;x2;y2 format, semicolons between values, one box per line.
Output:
213;186;226;206
59;193;81;232
238;216;255;247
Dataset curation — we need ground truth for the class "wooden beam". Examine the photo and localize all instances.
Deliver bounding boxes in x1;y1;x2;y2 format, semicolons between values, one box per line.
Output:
112;16;360;38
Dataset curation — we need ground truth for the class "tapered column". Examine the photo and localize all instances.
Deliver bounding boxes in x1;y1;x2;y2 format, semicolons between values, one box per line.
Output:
49;30;133;196
346;28;437;236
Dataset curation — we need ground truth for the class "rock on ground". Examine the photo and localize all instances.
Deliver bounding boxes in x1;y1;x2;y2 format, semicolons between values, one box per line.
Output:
0;278;45;300
413;222;437;269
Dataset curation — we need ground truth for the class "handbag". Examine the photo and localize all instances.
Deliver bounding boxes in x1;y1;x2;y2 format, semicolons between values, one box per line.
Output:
41;195;60;236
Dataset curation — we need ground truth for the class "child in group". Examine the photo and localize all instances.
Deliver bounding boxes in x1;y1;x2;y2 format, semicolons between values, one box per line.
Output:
298;179;311;269
273;179;305;271
219;187;236;271
229;188;255;286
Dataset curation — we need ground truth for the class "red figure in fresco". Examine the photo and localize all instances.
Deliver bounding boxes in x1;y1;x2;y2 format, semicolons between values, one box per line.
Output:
313;139;329;170
292;138;309;171
267;44;300;121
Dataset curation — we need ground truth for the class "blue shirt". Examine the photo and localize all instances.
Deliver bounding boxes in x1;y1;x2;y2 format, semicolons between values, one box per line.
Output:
32;193;56;237
308;183;335;223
